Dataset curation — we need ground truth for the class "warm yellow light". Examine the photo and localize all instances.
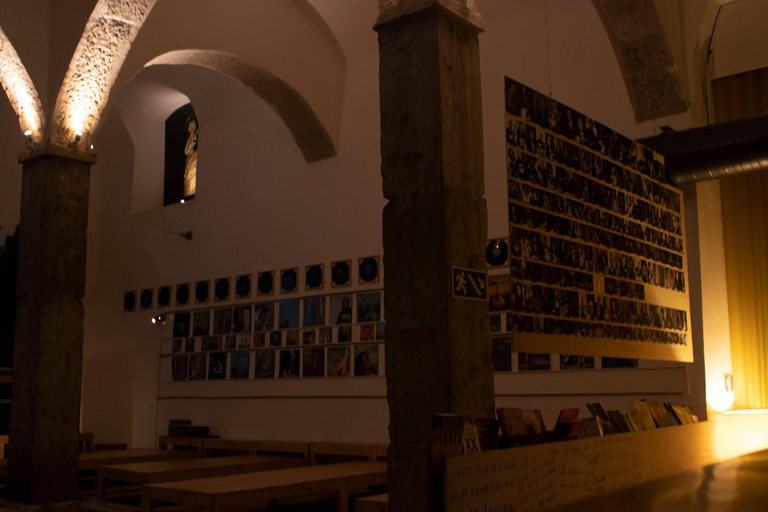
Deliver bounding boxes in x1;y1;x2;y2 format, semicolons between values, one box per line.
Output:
49;0;158;148
0;26;45;147
722;409;768;415
708;390;735;412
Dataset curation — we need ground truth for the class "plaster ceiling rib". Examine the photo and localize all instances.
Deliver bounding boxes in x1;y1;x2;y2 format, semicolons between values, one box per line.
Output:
0;26;45;148
49;0;158;150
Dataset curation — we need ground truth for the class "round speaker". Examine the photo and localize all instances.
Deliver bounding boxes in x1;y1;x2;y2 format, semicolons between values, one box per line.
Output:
281;269;297;292
176;284;190;305
195;281;209;302
306;265;323;289
215;278;230;300
359;257;379;283
236;275;251;298
257;272;274;295
140;289;153;309
123;291;136;312
332;261;350;286
486;239;509;267
158;286;171;307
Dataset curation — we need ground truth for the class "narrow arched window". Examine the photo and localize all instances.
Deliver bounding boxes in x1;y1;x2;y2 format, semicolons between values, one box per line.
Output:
164;103;198;205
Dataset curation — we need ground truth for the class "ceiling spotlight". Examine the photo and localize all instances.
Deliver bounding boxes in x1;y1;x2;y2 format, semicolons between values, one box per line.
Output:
180;199;185;204
24;130;32;137
151;314;166;325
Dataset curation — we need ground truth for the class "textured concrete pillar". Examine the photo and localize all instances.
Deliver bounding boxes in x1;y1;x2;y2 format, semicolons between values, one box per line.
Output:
376;2;495;510
7;146;94;504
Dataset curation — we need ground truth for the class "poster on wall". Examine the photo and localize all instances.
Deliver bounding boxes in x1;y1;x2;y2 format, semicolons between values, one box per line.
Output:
504;76;692;362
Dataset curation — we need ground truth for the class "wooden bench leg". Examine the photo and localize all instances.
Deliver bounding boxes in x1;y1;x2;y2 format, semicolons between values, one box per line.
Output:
337;482;349;512
96;468;107;500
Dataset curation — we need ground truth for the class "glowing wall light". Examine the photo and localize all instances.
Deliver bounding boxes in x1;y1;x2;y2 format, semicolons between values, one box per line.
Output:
0;27;45;148
49;0;158;149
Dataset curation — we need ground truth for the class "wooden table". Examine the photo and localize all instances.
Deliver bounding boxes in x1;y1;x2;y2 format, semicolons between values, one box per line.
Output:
310;442;389;465
80;448;199;471
97;455;300;499
142;461;387;512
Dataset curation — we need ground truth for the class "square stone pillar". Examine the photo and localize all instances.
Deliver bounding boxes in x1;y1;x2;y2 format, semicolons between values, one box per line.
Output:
7;146;95;504
376;2;495;510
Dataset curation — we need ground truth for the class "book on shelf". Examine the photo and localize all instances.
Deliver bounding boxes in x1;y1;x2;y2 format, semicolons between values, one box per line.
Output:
630;401;657;430
553;408;580;441
496;407;528;437
586;403;618;435
578;417;600;438
623;411;643;432
607;410;631;433
521;409;545;435
643;399;673;428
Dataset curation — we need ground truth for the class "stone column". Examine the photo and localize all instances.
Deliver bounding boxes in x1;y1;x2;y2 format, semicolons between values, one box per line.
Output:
7;146;95;504
375;2;495;510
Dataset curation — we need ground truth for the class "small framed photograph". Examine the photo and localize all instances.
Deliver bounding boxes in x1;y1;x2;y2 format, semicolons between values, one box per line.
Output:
172;339;182;353
376;323;386;341
302;296;326;327
357;291;382;323
278;300;300;329
330;294;352;325
492;337;512;372
184;338;196;353
327;347;350;377
302;329;316;345
286;330;299;346
172;312;191;338
232;306;252;333
338;326;352;343
360;324;375;341
354;344;379;376
172;356;188;381
224;335;237;350
253;332;266;348
254;303;275;332
279;349;300;378
319;327;333;344
193;311;210;336
254;351;276;379
208;353;227;380
213;308;233;335
230;351;250;379
202;336;221;351
269;331;283;347
303;348;325;377
188;354;206;380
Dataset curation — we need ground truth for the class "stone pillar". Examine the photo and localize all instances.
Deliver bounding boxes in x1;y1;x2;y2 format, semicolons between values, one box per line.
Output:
375;2;495;510
7;146;95;504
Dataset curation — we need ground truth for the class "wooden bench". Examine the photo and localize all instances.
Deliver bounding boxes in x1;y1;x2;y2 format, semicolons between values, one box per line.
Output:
97;455;300;499
253;440;311;466
356;493;389;512
142;461;387;512
202;439;254;458
158;436;206;454
310;442;389;465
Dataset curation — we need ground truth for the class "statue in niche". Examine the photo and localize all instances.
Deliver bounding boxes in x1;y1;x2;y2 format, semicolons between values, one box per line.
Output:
183;115;198;198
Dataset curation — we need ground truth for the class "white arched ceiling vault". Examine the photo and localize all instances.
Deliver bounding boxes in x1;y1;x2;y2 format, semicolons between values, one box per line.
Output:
102;0;345;160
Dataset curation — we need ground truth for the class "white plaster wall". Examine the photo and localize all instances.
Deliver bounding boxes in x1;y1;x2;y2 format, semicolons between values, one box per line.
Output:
0;0;714;447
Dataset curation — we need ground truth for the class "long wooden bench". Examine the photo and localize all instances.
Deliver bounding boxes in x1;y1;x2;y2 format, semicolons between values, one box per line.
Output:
253;440;312;466
97;455;300;499
310;442;389;465
158;436;205;454
356;493;389;512
142;461;387;512
201;439;254;458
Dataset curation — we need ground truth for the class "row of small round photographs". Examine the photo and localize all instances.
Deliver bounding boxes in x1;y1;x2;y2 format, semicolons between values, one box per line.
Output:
168;291;384;339
490;338;638;372
123;256;381;312
168;323;386;354
169;343;382;381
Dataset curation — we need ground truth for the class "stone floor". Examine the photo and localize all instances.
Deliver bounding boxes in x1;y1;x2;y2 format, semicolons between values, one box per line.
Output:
554;448;768;511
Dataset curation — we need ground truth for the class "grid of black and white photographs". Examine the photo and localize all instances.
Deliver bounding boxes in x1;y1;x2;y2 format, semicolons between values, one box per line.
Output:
166;289;385;381
503;76;692;362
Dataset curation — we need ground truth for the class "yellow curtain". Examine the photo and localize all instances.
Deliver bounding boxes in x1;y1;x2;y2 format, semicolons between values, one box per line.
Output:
714;68;768;409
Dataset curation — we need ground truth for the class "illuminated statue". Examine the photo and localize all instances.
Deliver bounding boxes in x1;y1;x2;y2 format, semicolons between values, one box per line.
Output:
183;115;198;197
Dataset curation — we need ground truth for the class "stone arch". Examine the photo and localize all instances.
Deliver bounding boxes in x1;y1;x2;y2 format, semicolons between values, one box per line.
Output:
590;0;689;122
102;0;344;156
146;50;335;163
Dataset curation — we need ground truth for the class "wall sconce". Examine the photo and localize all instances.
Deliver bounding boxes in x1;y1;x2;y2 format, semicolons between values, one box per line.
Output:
163;230;193;241
150;314;166;325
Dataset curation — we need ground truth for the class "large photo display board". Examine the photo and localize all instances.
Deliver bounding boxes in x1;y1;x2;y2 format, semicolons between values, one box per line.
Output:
504;77;692;362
